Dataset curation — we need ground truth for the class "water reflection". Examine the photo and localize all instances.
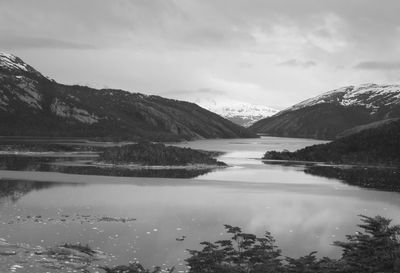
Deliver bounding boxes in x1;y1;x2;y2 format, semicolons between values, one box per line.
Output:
0;155;214;178
262;160;400;192
305;165;400;192
172;137;328;162
0;180;58;202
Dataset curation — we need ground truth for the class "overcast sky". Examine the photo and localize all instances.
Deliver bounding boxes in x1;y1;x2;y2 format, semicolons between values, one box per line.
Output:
1;0;400;109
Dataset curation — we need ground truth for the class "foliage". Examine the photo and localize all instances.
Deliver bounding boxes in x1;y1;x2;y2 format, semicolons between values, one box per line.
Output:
186;224;284;273
99;142;226;166
185;215;400;273
333;215;400;273
285;252;341;273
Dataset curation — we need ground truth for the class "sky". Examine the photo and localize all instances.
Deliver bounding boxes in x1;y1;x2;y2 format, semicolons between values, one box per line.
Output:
1;0;400;109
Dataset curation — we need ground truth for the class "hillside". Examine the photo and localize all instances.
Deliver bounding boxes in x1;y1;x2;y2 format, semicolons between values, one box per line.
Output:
263;119;400;165
0;53;255;141
337;118;400;138
250;84;400;139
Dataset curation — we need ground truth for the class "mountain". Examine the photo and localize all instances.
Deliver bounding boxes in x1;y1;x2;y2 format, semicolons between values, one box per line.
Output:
0;53;255;141
193;98;278;127
263;118;400;165
250;83;400;139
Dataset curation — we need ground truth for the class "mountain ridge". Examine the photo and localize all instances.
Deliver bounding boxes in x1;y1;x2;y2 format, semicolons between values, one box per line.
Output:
283;83;400;113
250;83;400;139
0;52;255;141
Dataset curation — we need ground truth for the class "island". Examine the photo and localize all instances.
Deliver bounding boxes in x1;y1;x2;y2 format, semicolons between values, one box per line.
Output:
98;142;226;167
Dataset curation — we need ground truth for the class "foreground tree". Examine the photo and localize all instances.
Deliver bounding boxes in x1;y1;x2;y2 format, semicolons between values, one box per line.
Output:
186;215;400;273
100;215;400;273
186;224;284;273
334;215;400;273
285;252;342;273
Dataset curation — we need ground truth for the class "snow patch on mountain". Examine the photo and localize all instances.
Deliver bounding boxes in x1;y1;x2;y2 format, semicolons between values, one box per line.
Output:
284;83;400;114
0;52;42;77
0;53;28;72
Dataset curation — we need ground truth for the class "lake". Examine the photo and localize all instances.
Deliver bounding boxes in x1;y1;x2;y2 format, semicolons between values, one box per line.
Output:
0;136;399;273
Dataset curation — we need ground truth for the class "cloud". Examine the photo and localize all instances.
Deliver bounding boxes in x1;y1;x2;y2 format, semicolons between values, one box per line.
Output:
238;62;254;69
197;88;227;95
1;36;96;50
0;0;399;54
166;88;226;97
278;59;316;68
354;61;400;70
1;0;400;108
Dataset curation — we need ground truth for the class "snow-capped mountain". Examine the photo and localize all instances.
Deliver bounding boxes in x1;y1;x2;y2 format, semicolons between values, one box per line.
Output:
251;83;400;139
193;98;278;127
284;83;400;114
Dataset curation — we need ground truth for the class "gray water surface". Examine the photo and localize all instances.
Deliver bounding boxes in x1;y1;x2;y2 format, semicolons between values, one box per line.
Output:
0;137;399;272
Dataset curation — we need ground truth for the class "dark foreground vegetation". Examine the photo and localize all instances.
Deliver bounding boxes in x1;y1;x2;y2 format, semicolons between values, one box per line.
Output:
263;119;400;166
99;142;226;166
102;215;400;273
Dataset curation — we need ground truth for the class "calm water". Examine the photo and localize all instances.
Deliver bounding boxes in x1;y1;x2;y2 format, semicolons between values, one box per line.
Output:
1;137;400;272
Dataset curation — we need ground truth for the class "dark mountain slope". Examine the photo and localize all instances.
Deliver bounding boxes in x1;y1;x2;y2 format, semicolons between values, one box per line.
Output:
0;53;255;141
250;84;400;139
337;118;400;138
